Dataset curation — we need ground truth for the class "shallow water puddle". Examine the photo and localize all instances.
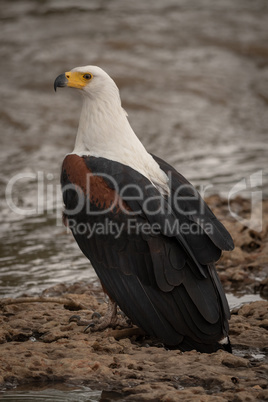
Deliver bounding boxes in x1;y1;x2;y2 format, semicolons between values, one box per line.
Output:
0;385;102;402
227;292;265;310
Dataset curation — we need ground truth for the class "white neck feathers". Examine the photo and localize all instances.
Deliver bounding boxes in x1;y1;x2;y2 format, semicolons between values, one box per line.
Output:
72;81;169;193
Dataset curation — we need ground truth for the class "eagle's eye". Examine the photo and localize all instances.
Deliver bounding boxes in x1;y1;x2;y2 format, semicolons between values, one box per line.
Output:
83;73;92;80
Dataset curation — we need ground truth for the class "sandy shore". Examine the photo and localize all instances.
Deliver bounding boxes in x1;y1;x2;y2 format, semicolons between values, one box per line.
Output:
0;197;267;400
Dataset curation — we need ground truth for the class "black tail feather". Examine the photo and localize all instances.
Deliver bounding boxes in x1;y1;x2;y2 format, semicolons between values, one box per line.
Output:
168;335;232;354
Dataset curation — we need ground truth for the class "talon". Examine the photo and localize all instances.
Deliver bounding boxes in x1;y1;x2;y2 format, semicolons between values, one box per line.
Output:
69;314;81;323
118;311;125;317
84;323;95;333
91;312;102;320
69;315;92;326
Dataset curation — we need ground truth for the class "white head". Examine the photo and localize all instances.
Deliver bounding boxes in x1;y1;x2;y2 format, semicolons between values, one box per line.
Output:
54;65;121;104
54;65;169;193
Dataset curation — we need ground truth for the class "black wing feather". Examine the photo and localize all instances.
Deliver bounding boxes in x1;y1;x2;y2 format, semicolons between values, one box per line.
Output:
152;154;234;252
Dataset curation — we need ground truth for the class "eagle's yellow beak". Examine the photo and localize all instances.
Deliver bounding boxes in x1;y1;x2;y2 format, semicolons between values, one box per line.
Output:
54;71;93;91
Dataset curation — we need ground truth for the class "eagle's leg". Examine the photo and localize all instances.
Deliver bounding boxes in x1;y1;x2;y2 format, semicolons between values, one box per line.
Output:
88;298;117;332
84;297;132;333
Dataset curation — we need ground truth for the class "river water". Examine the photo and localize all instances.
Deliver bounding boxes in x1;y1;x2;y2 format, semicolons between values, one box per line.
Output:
1;1;268;302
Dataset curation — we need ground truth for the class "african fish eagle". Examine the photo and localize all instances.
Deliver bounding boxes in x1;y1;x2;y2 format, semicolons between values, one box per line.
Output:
54;66;234;353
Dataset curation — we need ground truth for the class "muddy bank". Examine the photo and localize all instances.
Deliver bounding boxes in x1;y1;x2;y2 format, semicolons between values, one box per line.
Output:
206;196;268;297
0;288;267;401
0;197;267;400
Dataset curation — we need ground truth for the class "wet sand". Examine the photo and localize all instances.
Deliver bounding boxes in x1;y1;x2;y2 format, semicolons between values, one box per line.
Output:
0;198;267;400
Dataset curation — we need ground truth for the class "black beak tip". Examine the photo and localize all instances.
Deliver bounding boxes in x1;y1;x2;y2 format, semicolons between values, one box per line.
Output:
54;74;67;92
